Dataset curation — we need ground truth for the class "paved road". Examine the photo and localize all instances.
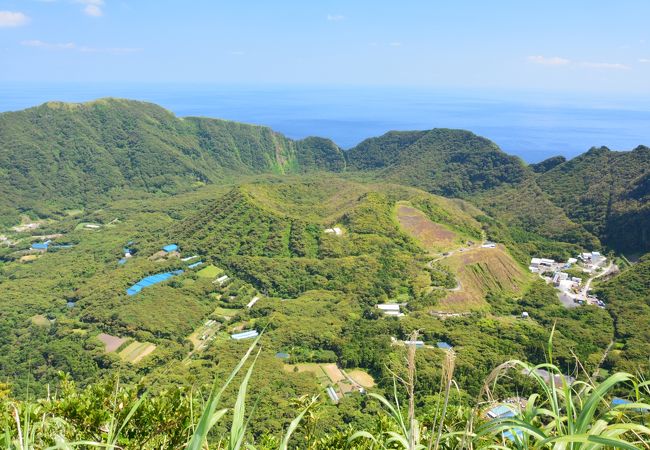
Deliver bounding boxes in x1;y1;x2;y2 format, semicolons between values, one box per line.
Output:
578;261;615;300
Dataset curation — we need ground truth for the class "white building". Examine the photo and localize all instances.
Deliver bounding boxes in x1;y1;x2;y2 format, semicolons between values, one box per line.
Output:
377;304;400;312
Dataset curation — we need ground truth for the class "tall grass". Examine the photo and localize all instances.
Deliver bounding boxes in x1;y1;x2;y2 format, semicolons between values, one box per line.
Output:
3;330;650;449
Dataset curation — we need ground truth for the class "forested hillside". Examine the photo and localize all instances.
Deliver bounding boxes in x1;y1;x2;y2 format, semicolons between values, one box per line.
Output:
596;255;650;373
346;129;528;196
5;98;649;258
536;146;650;253
0;99;345;226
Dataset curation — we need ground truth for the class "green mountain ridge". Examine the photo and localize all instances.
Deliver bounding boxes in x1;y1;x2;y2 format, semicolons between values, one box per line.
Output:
0;98;345;226
2;98;648;254
536;145;650;253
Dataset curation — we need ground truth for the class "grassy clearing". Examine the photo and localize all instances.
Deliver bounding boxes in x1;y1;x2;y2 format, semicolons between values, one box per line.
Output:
30;314;50;327
118;341;156;364
197;264;222;278
437;246;528;312
212;306;241;318
74;222;102;231
396;202;459;252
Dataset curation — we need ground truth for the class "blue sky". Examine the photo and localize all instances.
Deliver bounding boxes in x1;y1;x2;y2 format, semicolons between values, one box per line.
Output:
1;1;650;92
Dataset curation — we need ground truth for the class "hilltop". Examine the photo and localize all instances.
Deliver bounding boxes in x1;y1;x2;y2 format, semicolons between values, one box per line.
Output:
0;98;345;226
536;146;650;254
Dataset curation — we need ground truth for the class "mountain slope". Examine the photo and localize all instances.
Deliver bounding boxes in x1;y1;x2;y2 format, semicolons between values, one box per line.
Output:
0;99;345;225
536;146;650;253
347;129;528;197
596;254;650;373
346;128;599;253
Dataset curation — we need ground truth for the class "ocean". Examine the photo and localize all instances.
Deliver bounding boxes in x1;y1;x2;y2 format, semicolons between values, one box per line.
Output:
1;83;649;163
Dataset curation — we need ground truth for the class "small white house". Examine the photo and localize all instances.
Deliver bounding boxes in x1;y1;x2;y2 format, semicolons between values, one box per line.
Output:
377;304;400;312
553;272;569;283
324;227;343;236
481;241;497;248
214;275;229;285
246;296;260;309
530;258;542;267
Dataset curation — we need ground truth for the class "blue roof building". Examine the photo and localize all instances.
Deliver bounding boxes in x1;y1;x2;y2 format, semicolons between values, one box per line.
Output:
503;429;524;443
231;330;259;340
611;397;649;412
487;404;516;419
437;341;452;350
162;244;178;253
611;397;631;407
31;242;49;250
275;352;290;359
126;270;183;296
188;261;204;269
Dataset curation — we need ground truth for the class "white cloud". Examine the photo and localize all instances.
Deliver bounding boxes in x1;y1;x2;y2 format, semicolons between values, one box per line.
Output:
76;0;104;17
22;39;141;54
580;61;630;70
81;46;141;54
21;39;75;49
639;58;650;63
230;50;245;56
326;14;345;21
389;42;402;47
528;55;631;70
0;11;30;27
527;55;571;66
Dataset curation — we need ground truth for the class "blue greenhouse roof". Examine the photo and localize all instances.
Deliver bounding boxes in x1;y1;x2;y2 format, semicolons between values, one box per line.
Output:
126;270;183;296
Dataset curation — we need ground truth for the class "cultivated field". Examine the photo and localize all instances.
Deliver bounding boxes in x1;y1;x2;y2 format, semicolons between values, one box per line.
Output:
283;363;372;398
396;203;458;252
97;333;127;353
119;341;156;363
96;333;155;363
437;246;528;312
347;369;376;388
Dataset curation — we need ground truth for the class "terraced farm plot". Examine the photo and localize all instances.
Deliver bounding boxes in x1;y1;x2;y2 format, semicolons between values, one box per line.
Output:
283;363;331;385
347;369;375;388
118;341;156;364
437;246;528;313
283;363;369;398
97;333;127;353
396;203;458;252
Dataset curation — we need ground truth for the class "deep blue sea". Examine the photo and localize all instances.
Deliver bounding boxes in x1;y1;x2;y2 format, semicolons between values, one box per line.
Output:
1;83;649;163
